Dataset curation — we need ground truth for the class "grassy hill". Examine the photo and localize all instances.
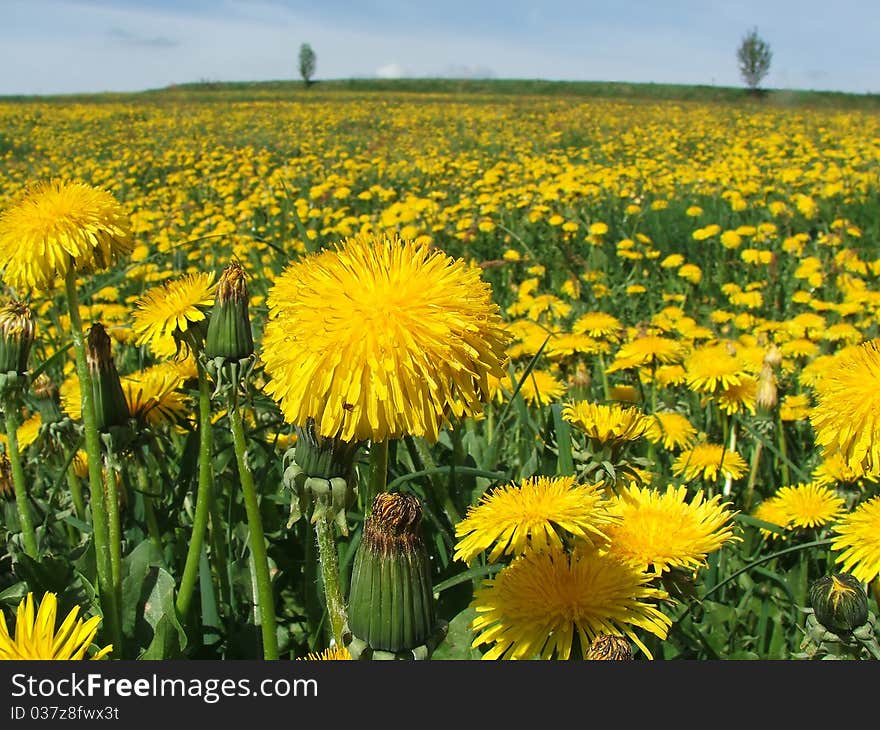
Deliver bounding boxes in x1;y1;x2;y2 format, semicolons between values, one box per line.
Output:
3;77;879;111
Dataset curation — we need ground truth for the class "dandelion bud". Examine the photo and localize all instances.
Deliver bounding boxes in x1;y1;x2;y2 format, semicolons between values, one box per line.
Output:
86;323;130;432
347;493;444;659
756;363;778;410
586;634;633;660
206;260;254;362
763;343;783;368
0;453;13;499
809;573;869;634
0;300;35;376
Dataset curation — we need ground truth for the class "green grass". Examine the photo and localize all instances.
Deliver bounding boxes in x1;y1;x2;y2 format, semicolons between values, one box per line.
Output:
2;77;879;111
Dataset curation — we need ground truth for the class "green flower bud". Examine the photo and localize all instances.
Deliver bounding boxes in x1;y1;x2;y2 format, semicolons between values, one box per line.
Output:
347;492;441;657
87;323;130;432
0;300;35;376
809;573;869;634
206;260;254;361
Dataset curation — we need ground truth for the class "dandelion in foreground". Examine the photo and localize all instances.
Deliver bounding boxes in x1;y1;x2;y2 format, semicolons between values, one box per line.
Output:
811;340;880;474
470;545;672;660
604;485;739;576
453;476;617;565
644;411;697;451
262;233;510;442
0;179;132;290
0;592;112;660
831;496;880;583
672;443;748;483
131;272;217;359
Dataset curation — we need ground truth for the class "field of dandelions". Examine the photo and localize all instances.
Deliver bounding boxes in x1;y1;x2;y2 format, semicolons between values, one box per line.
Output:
1;88;879;661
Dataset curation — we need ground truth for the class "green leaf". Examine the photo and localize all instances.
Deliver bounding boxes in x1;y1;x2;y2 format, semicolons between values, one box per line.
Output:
137;567;187;659
430;606;482;660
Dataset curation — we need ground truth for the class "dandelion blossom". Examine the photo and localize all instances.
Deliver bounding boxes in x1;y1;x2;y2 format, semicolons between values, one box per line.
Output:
261;234;509;443
644;412;697;451
831;496;880;583
673;443;747;482
470;546;671;660
562;400;649;448
604;485;739;576
131;273;217;358
0;179;132;290
772;483;845;530
811;340;880;473
453;476;617;564
0;592;112;660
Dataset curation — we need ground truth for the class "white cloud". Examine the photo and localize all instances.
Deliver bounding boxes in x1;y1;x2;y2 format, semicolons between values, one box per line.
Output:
375;63;406;79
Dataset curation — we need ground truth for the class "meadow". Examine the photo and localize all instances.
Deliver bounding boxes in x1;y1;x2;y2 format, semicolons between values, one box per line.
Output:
1;81;879;661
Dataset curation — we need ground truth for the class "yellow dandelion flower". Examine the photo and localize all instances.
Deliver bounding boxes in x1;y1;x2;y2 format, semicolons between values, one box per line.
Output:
261;234;509;443
453;476;618;564
672;443;748;482
644;411;697;451
811;452;875;487
780;393;812;422
752;497;789;540
0;592;112;660
0;179;132;290
714;375;758;416
685;346;745;394
470;546;672;660
604;485;739;576
606;334;684;373
810;340;880;473
131;273;217;359
572;312;623;341
831;496;880;583
770;483;846;529
513;368;567;407
16;413;42;451
562;400;649;448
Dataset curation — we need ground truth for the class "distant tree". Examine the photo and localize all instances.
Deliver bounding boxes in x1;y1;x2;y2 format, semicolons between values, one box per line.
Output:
737;27;772;94
299;43;316;87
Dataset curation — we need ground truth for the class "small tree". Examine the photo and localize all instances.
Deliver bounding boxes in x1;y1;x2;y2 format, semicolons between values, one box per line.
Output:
737;27;772;94
299;43;316;87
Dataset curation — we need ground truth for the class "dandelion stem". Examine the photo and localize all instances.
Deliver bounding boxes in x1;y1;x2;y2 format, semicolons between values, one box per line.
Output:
3;395;38;557
103;455;123;613
64;269;122;657
228;393;278;660
314;512;348;649
176;361;215;621
365;438;389;517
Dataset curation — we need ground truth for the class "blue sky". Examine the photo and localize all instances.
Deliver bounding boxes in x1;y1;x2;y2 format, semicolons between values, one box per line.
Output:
2;0;878;95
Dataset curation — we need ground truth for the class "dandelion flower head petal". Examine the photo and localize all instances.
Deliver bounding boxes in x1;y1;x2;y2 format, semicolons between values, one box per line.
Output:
771;482;845;530
470;546;672;660
831;496;880;583
0;592;112;660
562;400;649;448
644;411;697;451
262;234;510;442
131;272;217;358
672;443;748;482
453;476;618;564
0;179;132;290
604;485;740;576
685;345;746;394
811;340;880;473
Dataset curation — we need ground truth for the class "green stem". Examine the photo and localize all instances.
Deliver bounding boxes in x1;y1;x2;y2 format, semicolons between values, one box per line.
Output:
103;455;122;613
744;439;763;512
597;352;610;401
314;511;347;649
365;438;389;517
228;397;278;660
408;435;460;525
175;362;215;621
777;410;790;485
3;396;38;557
64;269;121;656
